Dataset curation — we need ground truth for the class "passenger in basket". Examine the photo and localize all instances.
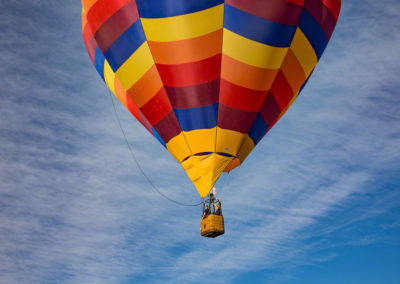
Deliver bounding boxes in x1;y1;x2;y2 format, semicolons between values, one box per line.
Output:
202;204;210;218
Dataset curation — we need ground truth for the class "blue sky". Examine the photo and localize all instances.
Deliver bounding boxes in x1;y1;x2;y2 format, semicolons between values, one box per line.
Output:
0;1;399;283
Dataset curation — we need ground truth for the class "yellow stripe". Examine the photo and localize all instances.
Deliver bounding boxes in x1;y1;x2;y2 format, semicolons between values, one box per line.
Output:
290;28;317;77
215;128;247;157
104;61;129;109
166;132;192;162
215;128;255;160
104;60;116;95
115;42;154;90
175;127;255;163
183;128;216;154
237;136;255;163
237;135;255;162
140;4;224;42
181;153;233;198
222;29;288;69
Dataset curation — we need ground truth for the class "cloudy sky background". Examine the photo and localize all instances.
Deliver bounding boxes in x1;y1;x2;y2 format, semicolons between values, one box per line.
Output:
1;0;399;283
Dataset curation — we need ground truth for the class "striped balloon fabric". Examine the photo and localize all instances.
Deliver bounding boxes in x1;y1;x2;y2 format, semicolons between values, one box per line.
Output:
82;0;341;198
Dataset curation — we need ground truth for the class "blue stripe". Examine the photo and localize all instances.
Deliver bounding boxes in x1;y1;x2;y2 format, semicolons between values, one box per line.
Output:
298;75;311;96
299;10;328;59
136;0;223;18
197;152;213;155
224;5;296;47
104;21;146;72
217;152;234;157
94;47;105;81
152;128;166;147
197;152;234;157
174;104;218;131
248;113;268;145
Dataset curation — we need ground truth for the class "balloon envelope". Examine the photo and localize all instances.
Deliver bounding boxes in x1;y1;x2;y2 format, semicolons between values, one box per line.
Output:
82;0;341;198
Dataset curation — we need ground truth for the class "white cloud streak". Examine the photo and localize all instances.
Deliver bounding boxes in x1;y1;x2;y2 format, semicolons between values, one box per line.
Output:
0;1;399;283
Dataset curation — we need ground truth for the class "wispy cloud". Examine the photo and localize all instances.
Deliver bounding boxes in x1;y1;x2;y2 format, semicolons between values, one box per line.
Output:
0;0;399;283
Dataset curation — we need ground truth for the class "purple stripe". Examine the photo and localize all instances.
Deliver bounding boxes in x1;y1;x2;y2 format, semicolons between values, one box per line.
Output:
225;0;303;26
165;79;220;109
153;111;182;143
259;92;282;127
217;104;257;133
94;1;139;53
304;0;336;40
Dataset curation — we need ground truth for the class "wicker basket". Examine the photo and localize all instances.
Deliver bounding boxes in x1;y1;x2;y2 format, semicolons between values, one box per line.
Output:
200;214;224;238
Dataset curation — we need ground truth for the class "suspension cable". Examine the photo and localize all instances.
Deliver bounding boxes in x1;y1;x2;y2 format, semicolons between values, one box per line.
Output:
219;164;242;201
107;90;202;207
219;172;231;201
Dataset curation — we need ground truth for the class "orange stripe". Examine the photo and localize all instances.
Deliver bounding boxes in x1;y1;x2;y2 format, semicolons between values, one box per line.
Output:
81;11;88;31
114;77;128;108
281;49;306;93
126;65;163;108
115;76;142;123
82;24;92;47
126;93;141;121
221;55;278;91
223;158;241;172
147;29;223;65
82;0;97;12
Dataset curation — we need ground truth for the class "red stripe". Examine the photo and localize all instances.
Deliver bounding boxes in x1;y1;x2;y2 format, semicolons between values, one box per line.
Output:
126;92;140;121
95;1;139;52
127;93;154;134
322;0;341;21
82;24;92;48
217;104;257;133
139;110;154;134
286;0;304;6
226;0;303;26
305;0;337;40
219;79;267;112
165;79;220;109
86;35;98;64
156;54;221;87
87;0;131;34
270;71;294;110
140;88;172;126
153;111;182;143
259;93;282;127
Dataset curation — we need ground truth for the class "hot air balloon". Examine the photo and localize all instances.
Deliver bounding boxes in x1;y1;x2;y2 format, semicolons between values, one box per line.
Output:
82;0;341;237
